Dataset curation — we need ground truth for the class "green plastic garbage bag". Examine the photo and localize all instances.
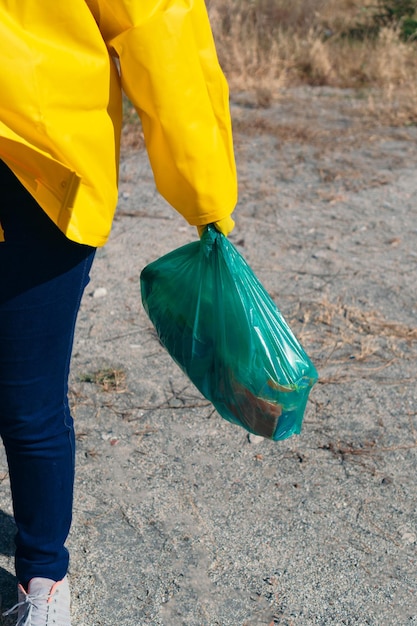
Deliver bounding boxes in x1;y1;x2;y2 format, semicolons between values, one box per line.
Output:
140;225;318;440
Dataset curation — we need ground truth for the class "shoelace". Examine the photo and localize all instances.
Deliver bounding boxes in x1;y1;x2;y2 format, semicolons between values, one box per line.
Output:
2;588;50;626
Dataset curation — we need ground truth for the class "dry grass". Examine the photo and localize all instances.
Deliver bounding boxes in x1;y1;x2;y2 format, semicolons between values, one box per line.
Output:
303;297;417;342
78;367;127;393
208;0;417;124
291;297;417;385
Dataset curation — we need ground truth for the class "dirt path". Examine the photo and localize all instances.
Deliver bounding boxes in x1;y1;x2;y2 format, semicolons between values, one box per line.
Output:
0;87;416;625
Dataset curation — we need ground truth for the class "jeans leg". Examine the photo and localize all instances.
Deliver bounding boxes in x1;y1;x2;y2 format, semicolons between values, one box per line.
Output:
0;163;96;586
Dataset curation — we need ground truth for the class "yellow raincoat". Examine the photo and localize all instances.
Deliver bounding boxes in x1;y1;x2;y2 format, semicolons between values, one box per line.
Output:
0;0;237;246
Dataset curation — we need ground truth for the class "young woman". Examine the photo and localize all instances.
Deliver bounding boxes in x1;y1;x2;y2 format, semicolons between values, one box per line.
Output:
0;1;237;624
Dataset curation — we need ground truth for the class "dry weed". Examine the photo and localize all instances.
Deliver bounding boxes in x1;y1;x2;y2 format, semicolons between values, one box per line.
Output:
309;298;417;340
207;0;417;123
292;297;417;383
79;367;127;393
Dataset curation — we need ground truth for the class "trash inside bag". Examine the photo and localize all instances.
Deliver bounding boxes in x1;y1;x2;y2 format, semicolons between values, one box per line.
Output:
140;225;318;440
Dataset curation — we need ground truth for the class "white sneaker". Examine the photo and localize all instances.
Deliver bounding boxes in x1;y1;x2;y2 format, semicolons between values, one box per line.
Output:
3;576;71;626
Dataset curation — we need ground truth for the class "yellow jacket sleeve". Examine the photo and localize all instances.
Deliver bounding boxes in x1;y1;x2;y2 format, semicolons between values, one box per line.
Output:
91;0;237;226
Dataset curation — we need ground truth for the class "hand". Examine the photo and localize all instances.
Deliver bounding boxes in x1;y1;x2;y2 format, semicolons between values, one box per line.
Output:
197;215;235;238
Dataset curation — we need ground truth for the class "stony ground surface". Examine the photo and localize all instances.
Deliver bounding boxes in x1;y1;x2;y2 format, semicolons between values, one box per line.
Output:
0;87;416;625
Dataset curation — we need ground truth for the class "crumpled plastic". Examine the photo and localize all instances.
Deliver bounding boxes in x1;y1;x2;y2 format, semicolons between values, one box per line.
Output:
140;225;318;440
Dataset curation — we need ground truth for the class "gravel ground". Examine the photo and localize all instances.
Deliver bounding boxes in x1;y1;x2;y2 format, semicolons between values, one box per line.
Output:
0;87;416;625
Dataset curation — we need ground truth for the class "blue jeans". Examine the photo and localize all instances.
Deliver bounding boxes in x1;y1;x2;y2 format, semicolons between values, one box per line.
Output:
0;161;96;586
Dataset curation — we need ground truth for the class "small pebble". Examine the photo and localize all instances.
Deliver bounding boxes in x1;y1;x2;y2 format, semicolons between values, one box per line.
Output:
93;287;107;298
248;433;264;444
